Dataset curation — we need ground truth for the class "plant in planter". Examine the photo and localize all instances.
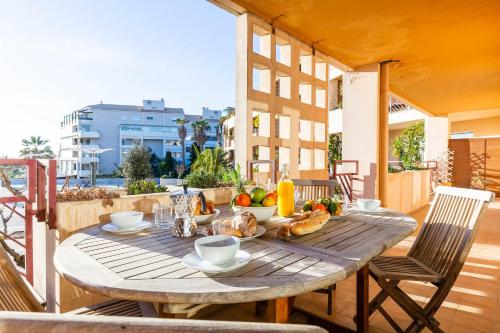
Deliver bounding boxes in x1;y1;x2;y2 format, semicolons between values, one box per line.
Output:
126;179;167;195
392;121;425;170
185;146;230;189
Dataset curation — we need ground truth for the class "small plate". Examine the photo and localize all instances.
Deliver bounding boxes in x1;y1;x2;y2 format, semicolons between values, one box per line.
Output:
194;209;220;225
240;225;266;241
182;250;251;273
200;225;266;242
102;221;152;234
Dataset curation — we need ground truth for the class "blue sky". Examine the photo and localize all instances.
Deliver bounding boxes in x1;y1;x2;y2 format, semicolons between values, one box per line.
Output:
0;0;235;157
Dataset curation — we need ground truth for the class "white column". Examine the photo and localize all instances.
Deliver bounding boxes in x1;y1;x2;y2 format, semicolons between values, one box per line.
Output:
342;63;381;199
424;116;449;161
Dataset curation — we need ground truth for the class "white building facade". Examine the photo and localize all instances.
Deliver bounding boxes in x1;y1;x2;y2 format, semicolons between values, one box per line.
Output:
58;99;221;178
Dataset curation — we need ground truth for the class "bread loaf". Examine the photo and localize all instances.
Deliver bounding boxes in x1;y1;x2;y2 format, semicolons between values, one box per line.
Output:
276;211;330;239
232;212;257;237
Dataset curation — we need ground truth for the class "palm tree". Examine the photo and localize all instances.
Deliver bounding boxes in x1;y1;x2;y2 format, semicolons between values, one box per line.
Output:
191;120;210;150
19;136;55;159
175;118;189;173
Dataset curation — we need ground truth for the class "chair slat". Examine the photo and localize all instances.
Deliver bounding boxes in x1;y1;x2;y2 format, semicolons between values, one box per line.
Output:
0;247;44;312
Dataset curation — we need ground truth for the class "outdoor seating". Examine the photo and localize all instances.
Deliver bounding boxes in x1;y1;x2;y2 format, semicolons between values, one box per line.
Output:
367;186;495;333
0;245;156;317
292;179;339;202
0;311;327;333
292;178;339;315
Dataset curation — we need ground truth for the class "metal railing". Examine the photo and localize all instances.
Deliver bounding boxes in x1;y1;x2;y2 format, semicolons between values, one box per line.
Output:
0;159;57;285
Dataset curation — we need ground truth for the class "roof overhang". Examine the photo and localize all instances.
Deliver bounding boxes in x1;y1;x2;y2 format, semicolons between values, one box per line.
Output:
210;0;500;116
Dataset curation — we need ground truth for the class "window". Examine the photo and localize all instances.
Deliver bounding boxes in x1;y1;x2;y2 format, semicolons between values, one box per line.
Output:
146;116;154;120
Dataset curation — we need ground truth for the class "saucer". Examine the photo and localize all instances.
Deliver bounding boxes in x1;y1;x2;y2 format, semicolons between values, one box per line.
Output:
102;221;152;234
182;250;251;273
353;207;387;213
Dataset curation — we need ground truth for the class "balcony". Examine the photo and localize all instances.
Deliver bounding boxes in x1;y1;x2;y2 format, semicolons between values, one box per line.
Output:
78;130;101;139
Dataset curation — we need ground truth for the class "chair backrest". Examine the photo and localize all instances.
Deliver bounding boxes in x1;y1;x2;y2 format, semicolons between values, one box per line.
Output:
0;312;328;333
292;179;339;201
408;186;494;279
0;245;44;312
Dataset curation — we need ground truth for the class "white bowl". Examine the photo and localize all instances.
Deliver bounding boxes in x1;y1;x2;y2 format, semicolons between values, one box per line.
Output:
110;211;144;229
194;209;220;225
232;205;277;222
195;235;240;265
357;199;381;212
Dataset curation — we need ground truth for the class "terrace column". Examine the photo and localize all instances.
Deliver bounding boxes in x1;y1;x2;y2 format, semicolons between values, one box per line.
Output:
342;62;390;202
424;116;450;162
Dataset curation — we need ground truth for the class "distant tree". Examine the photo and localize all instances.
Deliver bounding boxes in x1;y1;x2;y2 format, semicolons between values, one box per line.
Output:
175;118;189;174
149;151;162;177
328;133;342;171
122;146;152;184
19;136;55;159
159;151;176;177
191;120;210;150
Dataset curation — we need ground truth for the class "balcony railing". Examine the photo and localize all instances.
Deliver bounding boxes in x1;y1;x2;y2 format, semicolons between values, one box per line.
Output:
78;130;100;139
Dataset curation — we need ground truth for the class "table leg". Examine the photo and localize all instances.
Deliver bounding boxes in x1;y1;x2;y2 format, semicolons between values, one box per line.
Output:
268;297;290;323
356;265;369;333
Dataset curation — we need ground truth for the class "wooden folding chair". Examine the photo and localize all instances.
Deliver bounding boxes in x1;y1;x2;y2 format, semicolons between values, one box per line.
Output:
293;179;340;315
367;186;494;333
292;179;339;202
0;244;156;317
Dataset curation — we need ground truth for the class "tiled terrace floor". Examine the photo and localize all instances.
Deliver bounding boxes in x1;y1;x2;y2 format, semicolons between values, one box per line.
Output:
200;200;500;332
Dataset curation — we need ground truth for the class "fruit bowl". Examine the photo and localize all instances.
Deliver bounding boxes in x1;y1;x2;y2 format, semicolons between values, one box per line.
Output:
232;205;277;222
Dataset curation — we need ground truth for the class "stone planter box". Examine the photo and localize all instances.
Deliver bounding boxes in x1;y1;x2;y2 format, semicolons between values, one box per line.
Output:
33;187;240;313
386;169;431;214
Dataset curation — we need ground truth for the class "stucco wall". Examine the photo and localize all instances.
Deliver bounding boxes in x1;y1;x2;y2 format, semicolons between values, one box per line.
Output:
451;116;500;137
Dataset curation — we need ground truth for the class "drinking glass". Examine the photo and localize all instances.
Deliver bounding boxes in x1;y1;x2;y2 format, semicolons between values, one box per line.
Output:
154;204;172;229
212;219;232;236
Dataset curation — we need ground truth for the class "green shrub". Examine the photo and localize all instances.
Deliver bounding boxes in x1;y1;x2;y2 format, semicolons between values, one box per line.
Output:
126;179;167;195
122;146;153;184
185;170;221;189
392;121;425;170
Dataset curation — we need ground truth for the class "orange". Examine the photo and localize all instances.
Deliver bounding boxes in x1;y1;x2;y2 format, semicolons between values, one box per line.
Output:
235;193;251;207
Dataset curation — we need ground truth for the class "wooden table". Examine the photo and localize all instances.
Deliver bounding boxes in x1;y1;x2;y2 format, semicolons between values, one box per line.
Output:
54;207;416;333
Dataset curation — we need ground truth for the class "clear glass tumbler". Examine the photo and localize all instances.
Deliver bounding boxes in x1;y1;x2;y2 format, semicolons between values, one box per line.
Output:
154;204;172;230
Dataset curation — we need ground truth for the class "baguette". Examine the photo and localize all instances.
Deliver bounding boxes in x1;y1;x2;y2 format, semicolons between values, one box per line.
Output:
276;211;330;239
290;211;330;236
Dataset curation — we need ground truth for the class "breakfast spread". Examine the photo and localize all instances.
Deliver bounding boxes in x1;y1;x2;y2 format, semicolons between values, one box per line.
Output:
276;210;331;239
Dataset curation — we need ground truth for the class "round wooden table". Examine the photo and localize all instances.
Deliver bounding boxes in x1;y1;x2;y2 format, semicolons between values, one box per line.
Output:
54;207;416;332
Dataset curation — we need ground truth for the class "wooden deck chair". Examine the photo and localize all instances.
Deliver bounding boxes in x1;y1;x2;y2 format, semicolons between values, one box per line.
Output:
293;179;340;315
292;179;339;202
0;311;327;333
0;245;156;317
367;186;495;333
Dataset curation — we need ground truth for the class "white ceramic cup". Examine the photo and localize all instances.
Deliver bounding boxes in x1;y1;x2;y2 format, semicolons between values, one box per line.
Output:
195;235;240;265
357;199;381;212
110;211;143;229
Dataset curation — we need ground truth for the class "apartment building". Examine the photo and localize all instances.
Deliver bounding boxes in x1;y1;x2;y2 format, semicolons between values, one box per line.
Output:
58;99;221;178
